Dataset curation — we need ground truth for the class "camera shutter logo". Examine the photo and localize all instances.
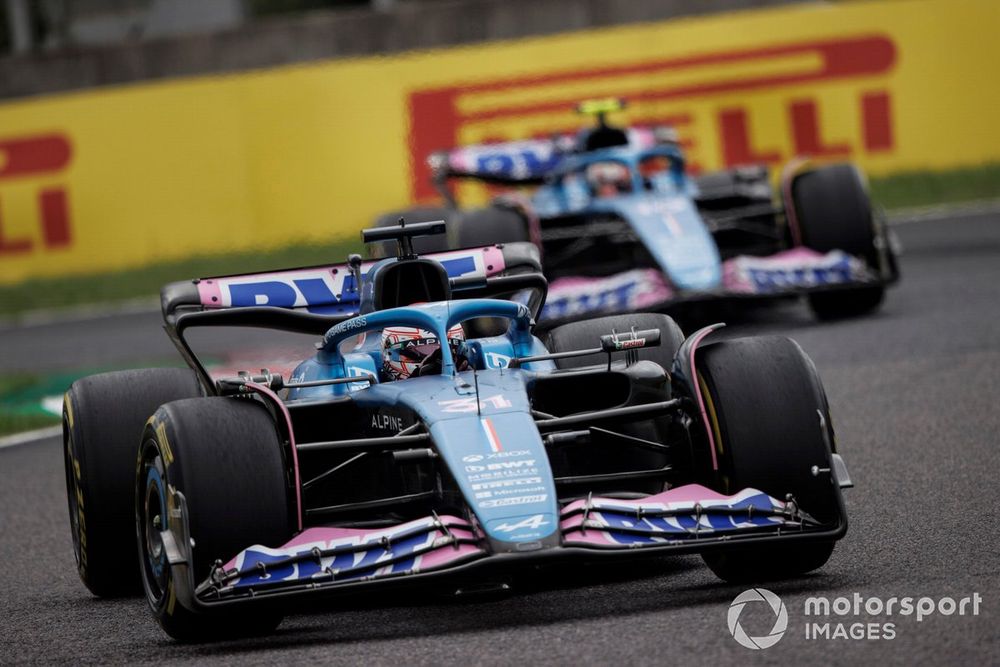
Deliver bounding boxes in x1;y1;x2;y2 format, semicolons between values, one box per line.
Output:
728;588;788;649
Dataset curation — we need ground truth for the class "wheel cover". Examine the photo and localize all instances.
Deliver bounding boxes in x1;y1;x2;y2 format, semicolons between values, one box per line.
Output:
62;425;84;574
138;442;170;605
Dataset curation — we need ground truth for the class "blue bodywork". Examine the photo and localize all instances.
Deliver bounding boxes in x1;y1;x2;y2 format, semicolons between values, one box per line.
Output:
440;130;893;327
532;146;722;290
285;299;562;547
451;139;726;291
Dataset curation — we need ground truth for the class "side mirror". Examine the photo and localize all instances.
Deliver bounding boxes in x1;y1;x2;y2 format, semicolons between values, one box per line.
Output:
600;328;661;353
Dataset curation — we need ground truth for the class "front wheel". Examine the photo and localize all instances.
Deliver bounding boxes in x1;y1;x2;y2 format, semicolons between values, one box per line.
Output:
137;398;291;641
695;336;843;583
791;164;886;319
808;285;884;321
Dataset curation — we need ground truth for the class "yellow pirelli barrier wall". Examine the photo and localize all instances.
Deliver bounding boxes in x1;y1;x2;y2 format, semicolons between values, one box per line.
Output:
0;0;998;283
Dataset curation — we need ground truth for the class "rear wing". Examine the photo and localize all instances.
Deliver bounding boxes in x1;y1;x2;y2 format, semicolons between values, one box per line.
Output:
432;137;566;185
430;127;671;185
160;242;544;393
160;242;545;328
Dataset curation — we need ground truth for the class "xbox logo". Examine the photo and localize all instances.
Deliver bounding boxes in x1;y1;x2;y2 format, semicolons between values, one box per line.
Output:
727;588;788;650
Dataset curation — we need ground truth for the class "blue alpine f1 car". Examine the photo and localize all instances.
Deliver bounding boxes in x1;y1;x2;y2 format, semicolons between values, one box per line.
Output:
63;221;852;641
378;98;898;324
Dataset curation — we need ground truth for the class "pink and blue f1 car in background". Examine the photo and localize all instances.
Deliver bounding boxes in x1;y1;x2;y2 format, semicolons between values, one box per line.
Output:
377;99;899;325
63;221;853;641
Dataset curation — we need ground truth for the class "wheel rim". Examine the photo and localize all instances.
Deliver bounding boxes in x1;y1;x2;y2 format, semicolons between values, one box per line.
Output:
138;440;170;605
62;421;84;573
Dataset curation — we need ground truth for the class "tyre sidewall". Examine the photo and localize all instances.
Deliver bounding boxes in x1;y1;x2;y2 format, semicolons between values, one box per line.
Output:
63;368;202;597
453;205;530;249
697;336;840;524
136;398;291;639
793;164;877;264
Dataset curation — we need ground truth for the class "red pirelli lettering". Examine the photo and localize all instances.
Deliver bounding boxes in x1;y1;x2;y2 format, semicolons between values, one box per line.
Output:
789;99;851;159
0;133;74;255
861;91;894;152
39;188;71;248
718;108;781;166
0;134;72;179
408;35;897;199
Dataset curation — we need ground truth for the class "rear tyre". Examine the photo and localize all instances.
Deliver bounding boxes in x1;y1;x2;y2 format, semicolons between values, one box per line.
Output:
63;368;202;597
137;398;291;641
371;207;453;257
453;205;530;249
791;164;885;319
695;336;841;583
544;312;684;372
545;313;686;492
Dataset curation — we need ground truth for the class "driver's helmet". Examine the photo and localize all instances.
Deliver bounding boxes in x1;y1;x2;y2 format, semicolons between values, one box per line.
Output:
381;324;465;380
586;161;631;197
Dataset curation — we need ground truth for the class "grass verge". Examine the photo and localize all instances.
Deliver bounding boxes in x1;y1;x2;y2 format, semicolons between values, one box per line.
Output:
0;366;184;437
0;412;59;438
0;162;998;321
868;162;1000;211
0;373;62;437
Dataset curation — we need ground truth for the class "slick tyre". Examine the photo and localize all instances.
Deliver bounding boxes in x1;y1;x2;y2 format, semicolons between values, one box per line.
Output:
791;164;885;319
453;205;530;249
544;312;684;372
695;336;842;583
63;368;202;597
137;398;292;641
545;313;686;492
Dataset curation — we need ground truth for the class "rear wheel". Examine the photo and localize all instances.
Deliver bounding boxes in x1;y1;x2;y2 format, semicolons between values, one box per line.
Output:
63;368;202;597
545;313;686;492
791;164;885;319
544;312;684;372
453;205;530;249
695;336;842;583
137;398;291;641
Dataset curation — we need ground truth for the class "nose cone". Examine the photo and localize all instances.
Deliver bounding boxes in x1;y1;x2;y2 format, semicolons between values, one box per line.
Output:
658;237;723;290
429;410;560;548
372;372;561;550
610;195;723;291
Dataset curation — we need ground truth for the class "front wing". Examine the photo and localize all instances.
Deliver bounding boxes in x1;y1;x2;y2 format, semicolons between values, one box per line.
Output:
167;484;842;610
540;247;891;323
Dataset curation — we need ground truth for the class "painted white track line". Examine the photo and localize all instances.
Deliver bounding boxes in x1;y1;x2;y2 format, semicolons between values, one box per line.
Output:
0;296;160;332
0;425;62;450
887;198;1000;225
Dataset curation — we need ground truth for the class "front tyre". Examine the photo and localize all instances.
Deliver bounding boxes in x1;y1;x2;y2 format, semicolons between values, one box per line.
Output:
695;336;843;583
791;164;886;319
137;398;291;641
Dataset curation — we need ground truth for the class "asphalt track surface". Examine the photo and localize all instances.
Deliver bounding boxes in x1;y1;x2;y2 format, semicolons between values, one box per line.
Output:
2;213;999;665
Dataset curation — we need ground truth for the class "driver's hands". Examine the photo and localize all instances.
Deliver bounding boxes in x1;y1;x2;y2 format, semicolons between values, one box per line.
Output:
415;348;471;376
415;347;443;377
